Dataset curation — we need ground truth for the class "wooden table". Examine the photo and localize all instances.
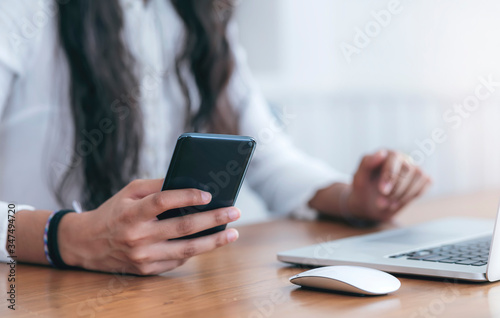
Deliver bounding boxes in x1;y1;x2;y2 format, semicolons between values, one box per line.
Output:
2;190;500;318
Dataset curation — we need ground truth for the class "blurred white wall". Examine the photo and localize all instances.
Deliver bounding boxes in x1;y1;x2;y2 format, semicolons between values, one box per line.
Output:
234;0;500;202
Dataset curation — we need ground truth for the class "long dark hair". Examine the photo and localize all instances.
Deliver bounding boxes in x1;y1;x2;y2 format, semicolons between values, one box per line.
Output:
56;0;236;210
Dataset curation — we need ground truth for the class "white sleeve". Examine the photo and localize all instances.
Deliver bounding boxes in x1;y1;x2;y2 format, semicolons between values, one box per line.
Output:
0;1;38;263
227;24;352;219
0;202;35;263
0;0;36;114
0;67;19;263
0;64;12;124
0;0;34;76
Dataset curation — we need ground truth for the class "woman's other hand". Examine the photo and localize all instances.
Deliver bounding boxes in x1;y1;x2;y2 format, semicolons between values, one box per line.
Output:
349;150;432;222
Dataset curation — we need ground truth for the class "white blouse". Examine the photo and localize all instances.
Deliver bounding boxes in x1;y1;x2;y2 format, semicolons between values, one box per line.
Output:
0;0;349;262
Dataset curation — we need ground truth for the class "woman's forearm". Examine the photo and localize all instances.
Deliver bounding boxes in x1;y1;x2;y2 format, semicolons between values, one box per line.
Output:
308;183;354;218
11;209;52;265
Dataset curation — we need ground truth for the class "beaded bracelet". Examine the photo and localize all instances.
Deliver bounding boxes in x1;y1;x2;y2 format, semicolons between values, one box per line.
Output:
43;211;57;266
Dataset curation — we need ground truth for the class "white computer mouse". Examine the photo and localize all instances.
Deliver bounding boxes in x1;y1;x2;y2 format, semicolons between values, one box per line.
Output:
289;265;401;296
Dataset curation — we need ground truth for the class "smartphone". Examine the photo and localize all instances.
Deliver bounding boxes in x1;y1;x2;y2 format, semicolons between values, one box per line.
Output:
157;133;256;239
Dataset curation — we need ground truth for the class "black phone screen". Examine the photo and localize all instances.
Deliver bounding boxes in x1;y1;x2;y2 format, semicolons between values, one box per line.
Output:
157;133;256;239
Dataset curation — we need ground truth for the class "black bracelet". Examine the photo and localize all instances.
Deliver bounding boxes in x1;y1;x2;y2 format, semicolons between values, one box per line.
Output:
47;209;76;269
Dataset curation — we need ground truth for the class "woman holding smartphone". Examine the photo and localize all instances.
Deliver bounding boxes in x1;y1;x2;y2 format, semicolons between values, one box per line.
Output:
0;0;431;275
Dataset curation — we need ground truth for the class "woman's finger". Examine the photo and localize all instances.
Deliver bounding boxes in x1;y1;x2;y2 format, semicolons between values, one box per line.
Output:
389;160;415;201
132;228;239;265
355;150;388;182
151;207;241;241
390;172;432;212
401;173;432;206
168;228;239;260
132;188;212;221
378;151;402;195
124;178;165;199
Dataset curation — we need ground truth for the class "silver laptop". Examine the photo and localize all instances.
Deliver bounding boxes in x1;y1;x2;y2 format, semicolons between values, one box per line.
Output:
278;202;500;282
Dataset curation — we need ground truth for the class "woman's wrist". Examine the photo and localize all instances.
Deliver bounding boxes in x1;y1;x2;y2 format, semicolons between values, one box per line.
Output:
309;183;346;218
57;211;97;268
10;209;52;265
309;183;363;219
342;185;378;227
309;183;377;226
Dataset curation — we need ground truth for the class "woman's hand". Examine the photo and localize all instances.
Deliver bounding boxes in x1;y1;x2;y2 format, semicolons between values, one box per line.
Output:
348;150;432;222
58;179;240;275
309;150;432;224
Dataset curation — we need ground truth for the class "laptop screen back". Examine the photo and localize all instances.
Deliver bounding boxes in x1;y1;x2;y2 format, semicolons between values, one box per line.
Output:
486;200;500;282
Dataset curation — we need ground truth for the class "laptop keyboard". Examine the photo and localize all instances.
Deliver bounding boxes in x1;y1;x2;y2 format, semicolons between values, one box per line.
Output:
389;236;491;266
